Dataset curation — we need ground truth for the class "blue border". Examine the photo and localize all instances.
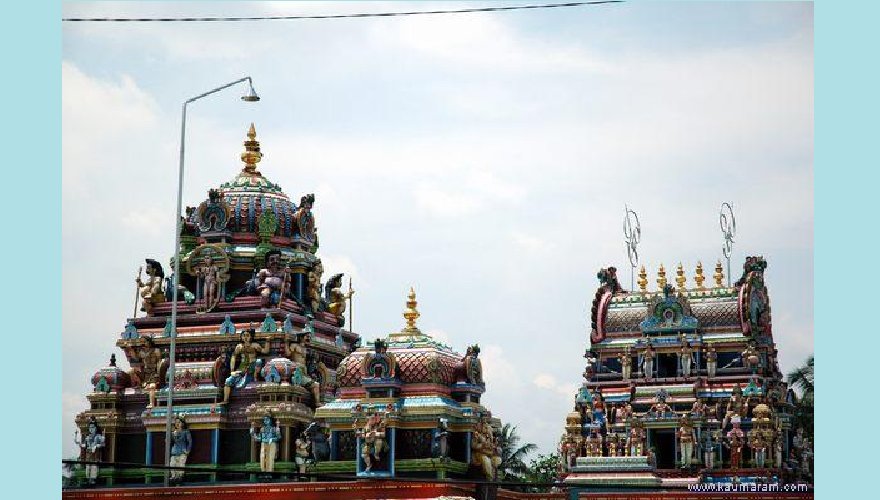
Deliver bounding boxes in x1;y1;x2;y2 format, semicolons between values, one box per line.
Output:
3;0;60;495
815;0;878;496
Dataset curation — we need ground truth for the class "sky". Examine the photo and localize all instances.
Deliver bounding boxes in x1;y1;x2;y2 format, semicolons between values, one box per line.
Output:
62;1;813;461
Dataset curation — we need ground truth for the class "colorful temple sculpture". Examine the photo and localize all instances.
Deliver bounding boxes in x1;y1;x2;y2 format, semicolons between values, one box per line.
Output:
73;125;361;484
560;259;810;490
313;288;502;480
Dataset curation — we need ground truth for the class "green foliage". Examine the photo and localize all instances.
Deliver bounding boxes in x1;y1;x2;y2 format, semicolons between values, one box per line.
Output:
497;423;538;481
786;354;814;438
526;453;561;487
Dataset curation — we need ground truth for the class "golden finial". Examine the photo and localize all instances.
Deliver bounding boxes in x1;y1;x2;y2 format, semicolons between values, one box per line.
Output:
714;261;724;288
656;264;667;290
675;263;686;292
240;123;262;174
403;287;420;330
694;261;706;290
637;265;648;293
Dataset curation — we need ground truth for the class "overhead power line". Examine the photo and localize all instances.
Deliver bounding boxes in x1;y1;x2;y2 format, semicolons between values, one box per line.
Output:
62;1;623;22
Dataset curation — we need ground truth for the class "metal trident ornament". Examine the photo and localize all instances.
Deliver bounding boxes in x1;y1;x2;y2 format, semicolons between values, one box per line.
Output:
624;205;641;291
720;202;736;286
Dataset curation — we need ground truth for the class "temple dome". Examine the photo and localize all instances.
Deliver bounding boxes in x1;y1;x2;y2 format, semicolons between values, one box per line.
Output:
189;124;313;241
336;288;466;388
91;354;131;393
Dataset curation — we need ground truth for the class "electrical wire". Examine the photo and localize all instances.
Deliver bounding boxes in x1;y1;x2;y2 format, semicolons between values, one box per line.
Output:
62;1;623;22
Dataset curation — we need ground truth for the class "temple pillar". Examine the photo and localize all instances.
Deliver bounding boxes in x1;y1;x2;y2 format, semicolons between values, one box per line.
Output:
388;427;396;477
211;429;219;464
282;426;291;462
329;431;338;460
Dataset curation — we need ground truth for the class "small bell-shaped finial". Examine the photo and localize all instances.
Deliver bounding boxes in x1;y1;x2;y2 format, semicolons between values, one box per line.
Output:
638;265;648;293
676;263;686;292
240;123;263;174
714;261;724;288
657;264;667;290
403;287;420;330
694;262;706;290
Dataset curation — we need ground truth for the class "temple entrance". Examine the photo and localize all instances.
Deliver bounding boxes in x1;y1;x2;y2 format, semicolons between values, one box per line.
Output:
657;353;678;378
652;430;676;469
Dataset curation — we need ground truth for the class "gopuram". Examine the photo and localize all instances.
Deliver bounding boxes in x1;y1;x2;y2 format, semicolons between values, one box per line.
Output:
74;124;358;483
71;124;504;489
559;260;809;491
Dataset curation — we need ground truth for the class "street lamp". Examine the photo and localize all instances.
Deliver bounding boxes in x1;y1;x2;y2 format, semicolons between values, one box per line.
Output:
164;76;260;485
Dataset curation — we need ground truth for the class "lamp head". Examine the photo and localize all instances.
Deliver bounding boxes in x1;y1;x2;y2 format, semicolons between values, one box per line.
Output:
241;82;260;102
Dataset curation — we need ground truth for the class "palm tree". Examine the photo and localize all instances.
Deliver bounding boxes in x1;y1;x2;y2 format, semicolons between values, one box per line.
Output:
496;423;538;480
786;355;814;437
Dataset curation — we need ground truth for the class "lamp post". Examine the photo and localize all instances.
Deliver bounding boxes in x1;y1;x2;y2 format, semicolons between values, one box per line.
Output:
164;77;260;485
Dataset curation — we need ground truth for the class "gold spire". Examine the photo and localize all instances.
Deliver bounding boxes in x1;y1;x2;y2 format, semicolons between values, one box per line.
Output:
403;287;420;330
637;265;648;293
714;261;724;288
657;264;667;290
675;263;686;292
240;123;263;175
694;261;706;290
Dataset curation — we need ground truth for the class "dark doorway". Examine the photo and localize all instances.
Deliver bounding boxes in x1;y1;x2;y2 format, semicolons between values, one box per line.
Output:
652;430;676;469
658;353;678;378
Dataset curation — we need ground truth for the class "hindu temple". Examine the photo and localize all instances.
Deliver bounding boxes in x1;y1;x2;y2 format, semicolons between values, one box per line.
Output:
559;259;808;491
72;124;503;488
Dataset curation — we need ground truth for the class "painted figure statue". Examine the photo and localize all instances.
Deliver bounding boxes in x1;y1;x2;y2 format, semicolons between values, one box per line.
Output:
742;342;761;376
705;345;717;378
325;273;352;323
775;428;785;468
649;391;673;418
433;418;450;459
356;412;389;472
619;346;632;380
723;384;750;428
251;414;282;473
257;250;290;308
306;260;324;313
295;431;311;475
703;429;719;469
75;417;105;485
680;337;694;378
641;343;655;379
677;415;696;468
223;329;270;404
585;427;603;457
124;336;165;408
463;345;484;385
169;415;192;484
198;255;221;313
690;398;707;418
284;333;323;406
471;415;502;479
626;418;645;457
725;417;745;469
136;259;166;316
748;425;769;468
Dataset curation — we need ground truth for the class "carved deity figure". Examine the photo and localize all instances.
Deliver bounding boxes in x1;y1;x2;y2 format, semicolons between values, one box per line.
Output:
690;398;708;419
136;259;166;316
124;336;165;408
75;418;105;485
648;392;673;418
463;345;484;385
702;429;719;469
198;255;221;313
325;273;351;322
607;433;620;457
223;329;270;403
749;426;769;468
591;393;607;427
169;416;192;484
725;418;745;469
641;344;655;379
251;414;282;473
626;419;645;457
680;337;694;378
583;350;598;380
356;412;388;472
306;260;324;312
705;345;718;378
295;431;311;475
677;416;696;468
742;342;761;375
284;333;323;406
433;418;450;459
363;339;397;379
774;428;785;468
471;415;502;479
619;347;632;380
723;385;750;428
586;428;603;457
257;250;290;308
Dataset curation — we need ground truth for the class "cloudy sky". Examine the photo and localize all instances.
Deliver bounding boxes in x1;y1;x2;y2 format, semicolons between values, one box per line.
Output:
62;1;813;460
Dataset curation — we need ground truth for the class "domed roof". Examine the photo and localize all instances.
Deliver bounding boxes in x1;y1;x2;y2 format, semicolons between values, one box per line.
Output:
91;354;131;393
189;124;315;241
336;289;466;388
